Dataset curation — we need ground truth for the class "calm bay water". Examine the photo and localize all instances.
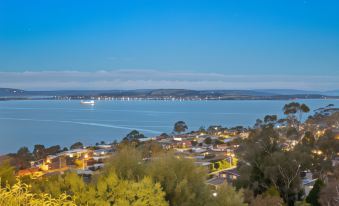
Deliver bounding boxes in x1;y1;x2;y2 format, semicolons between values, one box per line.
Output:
0;99;338;154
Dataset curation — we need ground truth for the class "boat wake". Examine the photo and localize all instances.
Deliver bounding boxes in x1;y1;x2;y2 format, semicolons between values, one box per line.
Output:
0;117;161;134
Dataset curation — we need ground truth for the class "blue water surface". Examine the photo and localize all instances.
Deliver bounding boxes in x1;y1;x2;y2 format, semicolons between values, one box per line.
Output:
0;99;337;154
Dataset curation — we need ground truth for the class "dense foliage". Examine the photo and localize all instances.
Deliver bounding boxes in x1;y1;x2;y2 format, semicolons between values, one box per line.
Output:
305;179;323;206
236;103;338;205
0;146;246;206
173;121;188;134
104;146;246;206
0;180;75;206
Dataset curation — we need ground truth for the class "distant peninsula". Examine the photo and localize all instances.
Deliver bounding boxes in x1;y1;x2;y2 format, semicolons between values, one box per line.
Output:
0;88;339;101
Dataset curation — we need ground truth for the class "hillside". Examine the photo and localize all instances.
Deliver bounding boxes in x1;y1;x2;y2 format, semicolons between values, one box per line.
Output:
0;88;338;100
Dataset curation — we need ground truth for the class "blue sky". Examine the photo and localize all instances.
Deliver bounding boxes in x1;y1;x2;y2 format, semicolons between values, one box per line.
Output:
0;0;338;90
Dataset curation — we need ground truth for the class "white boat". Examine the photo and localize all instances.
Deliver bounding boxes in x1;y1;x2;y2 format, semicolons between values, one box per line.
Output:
80;100;95;105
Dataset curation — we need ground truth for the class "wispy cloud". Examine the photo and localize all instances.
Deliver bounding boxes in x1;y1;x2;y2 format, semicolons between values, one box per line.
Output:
0;70;338;91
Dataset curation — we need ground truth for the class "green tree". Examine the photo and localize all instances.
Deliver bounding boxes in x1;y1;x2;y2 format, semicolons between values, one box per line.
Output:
70;142;84;150
306;179;324;206
0;160;16;187
302;131;315;146
32;144;46;160
254;119;263;129
204;137;212;145
236;124;313;204
208;184;247;206
30;171;168;206
264;186;281;197
32;144;61;160
191;140;198;147
318;166;339;206
250;195;283;206
159;133;171;138
173;121;188;134
198;126;206;134
30;172;83;198
318;130;339;161
105;146;145;180
146;153;210;206
295;201;311;206
263;115;278;125
207;125;221;134
0;180;76;206
286;127;299;140
92;173;168;206
262;152;305;203
299;104;310;122
283;102;310;131
283;102;300;116
236;125;281;193
123;130;146;143
138;141;163;158
250;186;283;206
11;147;33;169
45;145;61;155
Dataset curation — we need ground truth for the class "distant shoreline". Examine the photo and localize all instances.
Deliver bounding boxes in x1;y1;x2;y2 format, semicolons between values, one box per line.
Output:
1;88;339;101
1;96;339;101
